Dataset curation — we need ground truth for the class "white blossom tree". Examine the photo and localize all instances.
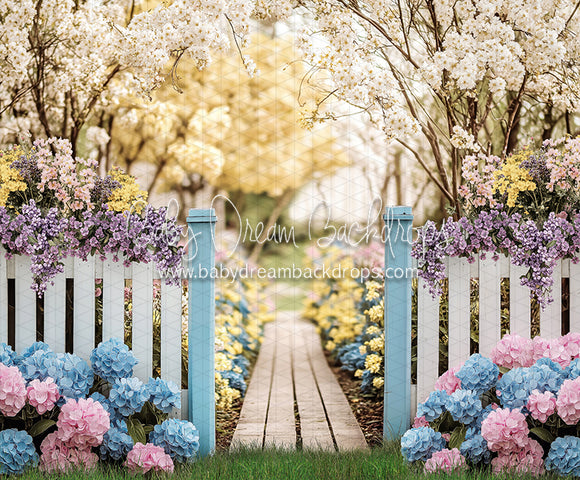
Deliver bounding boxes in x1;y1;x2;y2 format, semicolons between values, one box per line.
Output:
0;0;256;153
291;0;580;214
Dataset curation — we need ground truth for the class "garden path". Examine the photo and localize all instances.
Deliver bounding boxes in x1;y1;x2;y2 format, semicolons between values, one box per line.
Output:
231;311;367;451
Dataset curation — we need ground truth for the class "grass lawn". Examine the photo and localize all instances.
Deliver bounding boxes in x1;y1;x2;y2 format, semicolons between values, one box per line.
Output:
17;444;561;480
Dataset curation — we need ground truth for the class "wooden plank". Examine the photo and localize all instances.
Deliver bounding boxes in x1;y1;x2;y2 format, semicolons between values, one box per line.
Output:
15;256;36;351
101;254;125;341
479;256;501;357
73;256;95;360
0;248;7;344
161;281;182;418
43;269;66;353
417;278;439;407
510;264;531;338
294;323;334;451
132;262;153;380
570;260;580;334
448;257;471;368
540;260;562;339
264;319;296;448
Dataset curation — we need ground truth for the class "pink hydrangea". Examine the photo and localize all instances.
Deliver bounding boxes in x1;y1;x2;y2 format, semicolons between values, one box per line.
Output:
57;398;110;448
546;338;572;368
526;389;556;423
491;438;544;477
39;432;98;473
434;364;462;394
125;443;174;474
424;448;467;474
442;433;451;442
412;416;429;428
0;363;27;417
532;336;550;362
561;332;580;360
490;334;534;369
481;408;529;453
556;377;580;425
27;377;60;415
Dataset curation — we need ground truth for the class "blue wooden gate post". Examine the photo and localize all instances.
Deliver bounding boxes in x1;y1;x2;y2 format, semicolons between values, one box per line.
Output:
187;208;217;457
383;206;413;440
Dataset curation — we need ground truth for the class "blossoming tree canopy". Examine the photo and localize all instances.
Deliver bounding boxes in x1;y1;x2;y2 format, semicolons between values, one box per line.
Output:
295;0;580;210
0;0;256;151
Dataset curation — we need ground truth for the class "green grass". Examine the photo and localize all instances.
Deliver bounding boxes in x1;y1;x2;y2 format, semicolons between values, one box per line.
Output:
18;444;562;480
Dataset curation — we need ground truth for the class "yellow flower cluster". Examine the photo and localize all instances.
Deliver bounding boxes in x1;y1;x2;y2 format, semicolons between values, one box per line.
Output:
215;372;241;410
106;167;148;214
493;151;536;208
364;300;384;325
364;353;383;374
0;146;27;207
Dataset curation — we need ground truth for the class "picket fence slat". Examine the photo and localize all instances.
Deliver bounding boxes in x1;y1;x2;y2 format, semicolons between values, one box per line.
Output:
102;255;125;341
15;256;36;351
73;257;95;361
0;248;7;344
509;264;530;337
447;257;470;368
44;270;66;353
161;282;183;394
132;262;153;380
417;279;439;405
478;256;501;357
540;260;562;339
570;261;580;333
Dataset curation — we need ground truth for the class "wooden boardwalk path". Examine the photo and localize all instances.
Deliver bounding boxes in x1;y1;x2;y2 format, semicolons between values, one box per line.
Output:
231;311;367;451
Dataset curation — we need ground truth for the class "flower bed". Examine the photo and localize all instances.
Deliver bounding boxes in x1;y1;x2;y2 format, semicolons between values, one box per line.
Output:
0;337;197;475
303;244;386;396
403;333;580;476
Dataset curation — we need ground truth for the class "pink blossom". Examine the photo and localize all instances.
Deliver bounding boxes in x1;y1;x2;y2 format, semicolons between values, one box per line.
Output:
481;408;529;454
125;443;174;474
491;334;534;369
491;438;544;477
39;431;99;473
561;332;580;359
434;364;462;394
442;433;451;442
526;390;556;423
532;336;550;362
412;416;429;428
546;338;572;368
27;377;60;415
424;448;467;474
0;363;27;416
556;377;580;425
57;398;110;448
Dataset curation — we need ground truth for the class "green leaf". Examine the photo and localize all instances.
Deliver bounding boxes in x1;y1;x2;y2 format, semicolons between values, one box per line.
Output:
127;418;147;445
530;427;554;444
28;419;56;437
448;425;467;450
499;366;510;375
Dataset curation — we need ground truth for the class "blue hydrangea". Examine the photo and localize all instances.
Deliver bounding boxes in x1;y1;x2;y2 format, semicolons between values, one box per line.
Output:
0;343;15;366
109;377;149;416
0;429;39;474
146;377;181;413
460;433;491;465
400;427;446;462
14;341;50;365
90;392;124;426
456;354;499;395
90;338;138;383
220;370;247;396
529;360;564;394
565;358;580;380
417;390;448;421
497;363;564;409
99;423;133;461
17;349;57;382
472;404;495;430
446;389;482;425
545;436;580;476
149;419;200;463
337;343;366;372
360;370;375;393
51;353;93;399
232;355;250;377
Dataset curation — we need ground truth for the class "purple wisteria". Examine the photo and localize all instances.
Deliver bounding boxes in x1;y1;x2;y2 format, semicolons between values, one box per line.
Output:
413;209;578;307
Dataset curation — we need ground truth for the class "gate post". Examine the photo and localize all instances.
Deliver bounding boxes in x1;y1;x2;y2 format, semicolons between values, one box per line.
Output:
187;208;217;457
383;206;413;440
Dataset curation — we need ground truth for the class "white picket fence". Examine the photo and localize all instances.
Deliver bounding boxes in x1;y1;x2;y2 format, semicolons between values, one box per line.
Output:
0;249;187;418
415;254;580;413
